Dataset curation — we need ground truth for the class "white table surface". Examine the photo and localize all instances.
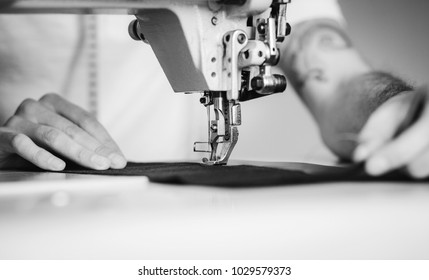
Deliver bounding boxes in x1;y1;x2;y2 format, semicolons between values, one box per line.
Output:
0;161;428;260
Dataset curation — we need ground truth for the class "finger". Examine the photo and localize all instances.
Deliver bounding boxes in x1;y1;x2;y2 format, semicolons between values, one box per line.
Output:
13;98;39;123
0;130;65;171
10;116;111;170
39;94;124;154
365;102;429;176
353;94;411;162
24;101;126;169
406;148;429;179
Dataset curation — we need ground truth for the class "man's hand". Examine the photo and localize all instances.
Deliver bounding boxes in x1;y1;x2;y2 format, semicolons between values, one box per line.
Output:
0;93;127;171
354;87;429;179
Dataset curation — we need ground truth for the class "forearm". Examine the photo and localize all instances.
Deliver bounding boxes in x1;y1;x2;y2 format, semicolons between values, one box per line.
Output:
315;71;413;160
281;19;412;160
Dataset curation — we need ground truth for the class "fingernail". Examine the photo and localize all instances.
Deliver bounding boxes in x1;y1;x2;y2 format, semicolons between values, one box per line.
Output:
366;157;390;176
50;158;66;171
108;153;127;169
91;154;110;170
353;146;369;162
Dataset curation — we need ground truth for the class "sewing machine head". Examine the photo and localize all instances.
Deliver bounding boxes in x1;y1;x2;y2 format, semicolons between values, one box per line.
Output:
128;0;291;165
1;0;291;165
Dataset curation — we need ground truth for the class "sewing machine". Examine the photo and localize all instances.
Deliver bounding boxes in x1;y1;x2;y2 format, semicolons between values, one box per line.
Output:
0;0;291;165
2;2;429;262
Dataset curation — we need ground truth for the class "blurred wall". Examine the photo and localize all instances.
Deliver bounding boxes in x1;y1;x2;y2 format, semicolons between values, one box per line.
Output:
231;0;429;163
340;0;429;85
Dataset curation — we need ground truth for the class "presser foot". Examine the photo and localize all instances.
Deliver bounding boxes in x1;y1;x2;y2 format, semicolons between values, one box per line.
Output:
194;127;239;166
194;91;241;166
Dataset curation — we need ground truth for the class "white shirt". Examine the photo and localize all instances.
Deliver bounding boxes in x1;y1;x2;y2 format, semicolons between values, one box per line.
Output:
0;0;343;162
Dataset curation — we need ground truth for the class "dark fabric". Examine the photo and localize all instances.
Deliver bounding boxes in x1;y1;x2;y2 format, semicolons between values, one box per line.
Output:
47;162;425;187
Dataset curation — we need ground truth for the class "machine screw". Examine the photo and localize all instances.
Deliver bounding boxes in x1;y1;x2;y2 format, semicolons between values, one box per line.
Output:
128;20;140;41
257;22;266;34
237;34;246;44
128;19;148;43
251;76;264;90
200;96;209;105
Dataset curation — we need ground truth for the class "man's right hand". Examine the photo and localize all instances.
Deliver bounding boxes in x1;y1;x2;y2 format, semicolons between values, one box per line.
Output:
0;93;127;171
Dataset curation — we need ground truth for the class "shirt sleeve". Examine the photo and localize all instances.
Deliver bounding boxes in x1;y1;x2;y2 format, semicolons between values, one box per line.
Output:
288;0;345;24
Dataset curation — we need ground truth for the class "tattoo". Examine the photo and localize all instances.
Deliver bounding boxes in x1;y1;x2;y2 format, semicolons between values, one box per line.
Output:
283;19;353;92
280;20;414;161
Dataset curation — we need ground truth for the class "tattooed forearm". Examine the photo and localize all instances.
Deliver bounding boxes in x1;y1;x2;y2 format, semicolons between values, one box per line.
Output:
282;19;356;93
279;19;412;160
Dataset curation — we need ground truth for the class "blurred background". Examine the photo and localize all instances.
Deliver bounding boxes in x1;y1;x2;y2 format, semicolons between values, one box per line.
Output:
0;0;428;164
341;0;429;84
232;0;429;163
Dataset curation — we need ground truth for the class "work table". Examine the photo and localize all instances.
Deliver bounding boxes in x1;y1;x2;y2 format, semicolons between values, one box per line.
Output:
0;161;428;259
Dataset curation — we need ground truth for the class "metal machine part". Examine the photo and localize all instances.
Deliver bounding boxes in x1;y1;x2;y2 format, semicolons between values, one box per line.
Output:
194;91;240;165
191;0;291;165
1;0;292;165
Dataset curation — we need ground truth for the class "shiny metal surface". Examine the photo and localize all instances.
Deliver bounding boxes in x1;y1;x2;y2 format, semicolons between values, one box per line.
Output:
1;163;428;259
